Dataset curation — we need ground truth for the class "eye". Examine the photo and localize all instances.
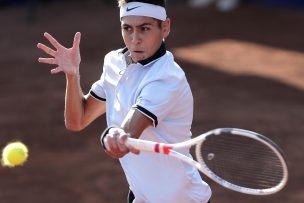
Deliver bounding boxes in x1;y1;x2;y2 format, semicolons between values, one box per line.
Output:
122;26;132;32
141;27;150;32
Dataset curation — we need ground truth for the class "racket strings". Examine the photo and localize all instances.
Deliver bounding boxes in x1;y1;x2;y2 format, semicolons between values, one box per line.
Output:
198;133;285;189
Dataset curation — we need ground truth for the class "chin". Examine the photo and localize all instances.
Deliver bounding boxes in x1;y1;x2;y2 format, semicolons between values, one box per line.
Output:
132;54;147;62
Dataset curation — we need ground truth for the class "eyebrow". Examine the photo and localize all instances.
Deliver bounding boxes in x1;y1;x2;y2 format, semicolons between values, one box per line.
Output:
121;23;153;27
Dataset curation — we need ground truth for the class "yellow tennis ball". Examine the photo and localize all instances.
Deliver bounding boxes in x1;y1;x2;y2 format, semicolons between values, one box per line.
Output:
1;141;29;167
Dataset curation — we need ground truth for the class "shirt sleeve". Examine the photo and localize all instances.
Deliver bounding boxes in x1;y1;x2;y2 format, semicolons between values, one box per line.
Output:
89;51;112;102
132;78;182;127
90;66;106;101
90;77;106;101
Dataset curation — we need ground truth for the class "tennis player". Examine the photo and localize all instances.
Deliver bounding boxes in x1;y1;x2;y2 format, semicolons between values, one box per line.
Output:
37;0;211;202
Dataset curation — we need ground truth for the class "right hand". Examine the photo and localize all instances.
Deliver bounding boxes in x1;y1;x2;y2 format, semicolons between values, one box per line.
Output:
37;32;81;76
103;128;140;159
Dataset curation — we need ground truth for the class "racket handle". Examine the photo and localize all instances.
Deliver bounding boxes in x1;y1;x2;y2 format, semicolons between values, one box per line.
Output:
126;138;156;152
126;138;173;154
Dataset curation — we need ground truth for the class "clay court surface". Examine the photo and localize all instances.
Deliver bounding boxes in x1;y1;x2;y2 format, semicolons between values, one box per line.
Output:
0;1;304;202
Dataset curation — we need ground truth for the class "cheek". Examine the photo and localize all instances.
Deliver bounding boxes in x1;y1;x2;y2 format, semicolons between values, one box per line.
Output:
122;32;131;46
148;33;163;47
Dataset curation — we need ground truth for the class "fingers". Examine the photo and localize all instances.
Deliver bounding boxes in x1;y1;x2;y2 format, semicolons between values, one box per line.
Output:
129;146;140;155
37;58;61;74
121;134;140;154
104;129;129;158
38;57;56;65
43;32;62;49
73;32;81;49
37;43;56;57
50;67;62;74
117;134;130;152
103;128;141;158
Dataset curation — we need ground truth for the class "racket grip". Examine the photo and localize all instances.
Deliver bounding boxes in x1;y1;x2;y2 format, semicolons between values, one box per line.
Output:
126;138;157;152
126;138;173;154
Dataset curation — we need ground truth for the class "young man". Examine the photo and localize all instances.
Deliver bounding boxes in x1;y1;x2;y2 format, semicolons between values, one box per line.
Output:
37;0;211;202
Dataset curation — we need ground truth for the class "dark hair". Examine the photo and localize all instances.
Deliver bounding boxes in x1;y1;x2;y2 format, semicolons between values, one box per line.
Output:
117;0;166;8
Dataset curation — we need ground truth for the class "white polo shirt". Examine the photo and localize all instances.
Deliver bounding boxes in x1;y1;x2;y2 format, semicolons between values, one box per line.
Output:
90;43;211;203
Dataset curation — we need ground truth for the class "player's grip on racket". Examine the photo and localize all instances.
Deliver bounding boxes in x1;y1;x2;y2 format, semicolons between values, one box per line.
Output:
126;128;289;196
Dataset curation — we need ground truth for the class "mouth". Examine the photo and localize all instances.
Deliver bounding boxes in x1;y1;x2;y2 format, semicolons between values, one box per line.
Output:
130;50;145;62
133;50;144;54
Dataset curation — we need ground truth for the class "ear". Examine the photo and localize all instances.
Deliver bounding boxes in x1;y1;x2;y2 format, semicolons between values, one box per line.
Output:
162;18;171;40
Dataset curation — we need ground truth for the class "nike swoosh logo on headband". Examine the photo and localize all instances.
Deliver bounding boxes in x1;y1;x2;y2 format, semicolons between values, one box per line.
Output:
126;6;141;12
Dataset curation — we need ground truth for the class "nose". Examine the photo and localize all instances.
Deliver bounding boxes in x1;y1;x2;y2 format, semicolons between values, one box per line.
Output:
131;30;141;44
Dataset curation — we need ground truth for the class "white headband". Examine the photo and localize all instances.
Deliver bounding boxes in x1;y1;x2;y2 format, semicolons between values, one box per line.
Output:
120;2;167;21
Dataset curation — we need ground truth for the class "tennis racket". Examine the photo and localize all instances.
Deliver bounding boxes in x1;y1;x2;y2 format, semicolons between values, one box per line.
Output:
126;128;288;195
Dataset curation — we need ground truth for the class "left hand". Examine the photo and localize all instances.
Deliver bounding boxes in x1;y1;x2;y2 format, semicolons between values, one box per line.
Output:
37;32;81;76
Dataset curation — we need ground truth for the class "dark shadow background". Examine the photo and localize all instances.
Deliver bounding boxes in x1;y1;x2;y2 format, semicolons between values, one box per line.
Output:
0;0;303;202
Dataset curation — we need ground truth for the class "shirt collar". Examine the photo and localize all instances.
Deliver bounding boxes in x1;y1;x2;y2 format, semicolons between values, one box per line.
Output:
121;42;167;66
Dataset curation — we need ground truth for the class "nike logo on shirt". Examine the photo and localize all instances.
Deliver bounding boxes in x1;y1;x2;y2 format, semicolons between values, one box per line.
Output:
126;6;141;12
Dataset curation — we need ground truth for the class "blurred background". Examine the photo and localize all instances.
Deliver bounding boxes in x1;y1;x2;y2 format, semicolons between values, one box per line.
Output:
0;0;304;202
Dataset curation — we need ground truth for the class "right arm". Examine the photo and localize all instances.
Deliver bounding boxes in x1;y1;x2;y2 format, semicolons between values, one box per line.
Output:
37;32;106;131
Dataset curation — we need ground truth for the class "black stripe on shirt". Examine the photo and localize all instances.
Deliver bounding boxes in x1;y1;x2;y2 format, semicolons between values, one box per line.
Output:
138;42;166;66
133;105;158;127
90;90;106;101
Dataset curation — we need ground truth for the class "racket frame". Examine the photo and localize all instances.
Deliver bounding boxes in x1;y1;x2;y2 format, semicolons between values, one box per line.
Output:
195;128;288;195
126;128;288;195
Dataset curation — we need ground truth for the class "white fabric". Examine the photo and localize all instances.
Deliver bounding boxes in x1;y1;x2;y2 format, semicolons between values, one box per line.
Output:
90;49;211;203
120;2;167;21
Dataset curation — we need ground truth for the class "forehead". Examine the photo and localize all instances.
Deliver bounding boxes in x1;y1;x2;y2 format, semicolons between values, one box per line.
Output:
121;15;158;26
